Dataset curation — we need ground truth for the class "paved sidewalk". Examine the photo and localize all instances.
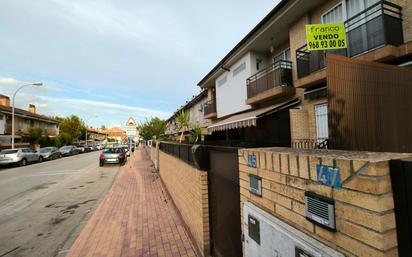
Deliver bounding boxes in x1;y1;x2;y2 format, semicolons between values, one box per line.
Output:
65;148;198;257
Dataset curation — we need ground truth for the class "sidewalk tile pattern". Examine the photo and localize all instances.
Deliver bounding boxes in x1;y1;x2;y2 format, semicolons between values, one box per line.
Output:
66;149;199;257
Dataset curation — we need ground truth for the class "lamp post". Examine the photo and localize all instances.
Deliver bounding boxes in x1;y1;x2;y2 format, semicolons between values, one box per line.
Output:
85;115;98;146
11;82;43;149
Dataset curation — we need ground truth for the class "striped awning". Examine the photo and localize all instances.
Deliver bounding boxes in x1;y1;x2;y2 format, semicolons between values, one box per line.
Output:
208;98;300;133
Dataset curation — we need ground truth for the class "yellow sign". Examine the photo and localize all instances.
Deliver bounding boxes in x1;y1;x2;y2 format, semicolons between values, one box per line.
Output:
306;23;346;51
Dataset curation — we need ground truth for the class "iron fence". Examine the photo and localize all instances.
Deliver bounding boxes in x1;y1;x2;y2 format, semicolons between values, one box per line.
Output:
159;141;195;166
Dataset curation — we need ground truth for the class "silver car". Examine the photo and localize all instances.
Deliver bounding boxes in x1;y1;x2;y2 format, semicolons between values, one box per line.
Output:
0;148;42;166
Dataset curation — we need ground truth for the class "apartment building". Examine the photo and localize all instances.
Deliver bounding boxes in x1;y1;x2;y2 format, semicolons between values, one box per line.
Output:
0;94;59;144
165;90;210;140
198;0;412;151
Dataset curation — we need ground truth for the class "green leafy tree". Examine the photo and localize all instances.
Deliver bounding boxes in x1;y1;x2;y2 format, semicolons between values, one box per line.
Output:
58;115;85;141
53;132;73;147
138;117;167;141
100;125;107;130
175;111;190;143
23;127;43;144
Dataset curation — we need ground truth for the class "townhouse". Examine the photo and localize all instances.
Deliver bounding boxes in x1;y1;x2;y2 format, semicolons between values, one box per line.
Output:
198;0;412;152
165;89;210;141
0;94;59;144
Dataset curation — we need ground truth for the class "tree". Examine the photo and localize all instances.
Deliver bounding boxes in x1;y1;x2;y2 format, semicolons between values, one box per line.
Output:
175;111;190;143
100;125;107;130
138;117;167;141
53;132;73;147
188;124;202;144
58;115;85;141
23;127;43;144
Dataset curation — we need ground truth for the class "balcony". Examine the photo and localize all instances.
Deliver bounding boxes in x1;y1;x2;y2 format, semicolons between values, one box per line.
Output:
296;1;403;82
246;60;295;105
204;99;217;119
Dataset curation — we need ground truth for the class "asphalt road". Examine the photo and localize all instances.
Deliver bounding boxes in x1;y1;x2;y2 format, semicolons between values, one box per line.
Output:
0;151;120;257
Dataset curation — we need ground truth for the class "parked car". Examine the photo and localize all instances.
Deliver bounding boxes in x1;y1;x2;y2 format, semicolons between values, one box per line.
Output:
121;145;131;157
59;145;80;156
76;145;86;153
0;148;41;166
39;147;62;161
99;147;126;166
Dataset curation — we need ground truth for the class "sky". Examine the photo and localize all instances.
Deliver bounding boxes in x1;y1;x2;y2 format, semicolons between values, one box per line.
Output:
0;0;279;128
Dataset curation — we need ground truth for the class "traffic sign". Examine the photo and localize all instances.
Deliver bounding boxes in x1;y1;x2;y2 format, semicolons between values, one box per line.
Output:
125;117;137;127
125;117;137;136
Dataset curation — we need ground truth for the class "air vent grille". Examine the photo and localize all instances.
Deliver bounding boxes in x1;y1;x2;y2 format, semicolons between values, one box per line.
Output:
249;175;262;196
305;191;335;231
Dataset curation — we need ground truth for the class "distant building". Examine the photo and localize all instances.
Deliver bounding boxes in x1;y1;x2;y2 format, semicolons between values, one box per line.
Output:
99;127;127;142
0;94;59;144
87;128;108;142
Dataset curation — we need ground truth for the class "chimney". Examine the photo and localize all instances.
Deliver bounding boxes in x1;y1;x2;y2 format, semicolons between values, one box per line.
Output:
28;104;36;114
0;95;10;107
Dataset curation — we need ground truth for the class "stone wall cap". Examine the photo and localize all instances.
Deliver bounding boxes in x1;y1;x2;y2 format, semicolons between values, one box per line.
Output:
242;147;412;161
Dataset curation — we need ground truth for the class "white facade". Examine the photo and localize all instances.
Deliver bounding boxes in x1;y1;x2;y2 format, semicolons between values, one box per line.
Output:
215;52;267;118
243;202;344;257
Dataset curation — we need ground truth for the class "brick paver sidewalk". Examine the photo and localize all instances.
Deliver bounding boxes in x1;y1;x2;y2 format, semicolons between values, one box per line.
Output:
65;148;198;257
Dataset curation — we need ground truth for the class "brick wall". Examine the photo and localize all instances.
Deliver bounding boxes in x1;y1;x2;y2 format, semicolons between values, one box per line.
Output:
158;151;210;256
392;0;412;42
290;97;326;148
239;147;412;257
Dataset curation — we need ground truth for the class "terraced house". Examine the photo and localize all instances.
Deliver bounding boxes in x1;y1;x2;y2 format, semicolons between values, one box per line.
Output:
0;94;59;145
199;0;412;152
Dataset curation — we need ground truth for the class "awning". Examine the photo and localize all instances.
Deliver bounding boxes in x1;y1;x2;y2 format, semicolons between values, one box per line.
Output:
207;98;300;133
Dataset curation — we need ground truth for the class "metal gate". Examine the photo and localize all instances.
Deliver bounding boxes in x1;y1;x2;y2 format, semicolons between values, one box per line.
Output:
207;146;242;257
390;159;412;257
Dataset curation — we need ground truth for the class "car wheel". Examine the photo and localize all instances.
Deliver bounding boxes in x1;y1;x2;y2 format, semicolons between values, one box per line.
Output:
39;156;43;163
20;158;27;166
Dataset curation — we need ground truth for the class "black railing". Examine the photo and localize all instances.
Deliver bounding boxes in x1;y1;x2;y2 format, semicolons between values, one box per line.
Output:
159;141;195;166
292;138;328;149
246;60;293;99
296;1;403;79
204;99;217;116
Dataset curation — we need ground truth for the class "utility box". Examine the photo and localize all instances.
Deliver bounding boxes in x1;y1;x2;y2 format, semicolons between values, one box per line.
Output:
243;202;344;257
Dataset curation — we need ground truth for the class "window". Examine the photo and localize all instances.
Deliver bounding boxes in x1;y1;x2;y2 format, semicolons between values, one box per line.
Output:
321;0;380;23
273;48;291;63
256;59;262;70
217;76;227;87
232;62;246;77
315;103;328;141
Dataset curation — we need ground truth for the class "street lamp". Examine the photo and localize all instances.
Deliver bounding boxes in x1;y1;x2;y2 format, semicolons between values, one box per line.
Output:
11;82;43;149
85;115;98;145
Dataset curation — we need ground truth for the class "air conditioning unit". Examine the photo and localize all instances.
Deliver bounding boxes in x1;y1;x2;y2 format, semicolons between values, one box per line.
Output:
249;175;262;196
304;191;335;231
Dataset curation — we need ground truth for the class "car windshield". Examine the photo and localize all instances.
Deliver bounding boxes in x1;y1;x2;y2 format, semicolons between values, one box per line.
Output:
103;148;123;154
1;149;18;154
60;146;71;150
40;148;51;153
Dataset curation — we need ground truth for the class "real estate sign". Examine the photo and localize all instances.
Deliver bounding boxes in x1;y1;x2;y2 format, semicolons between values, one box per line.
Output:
306;23;346;51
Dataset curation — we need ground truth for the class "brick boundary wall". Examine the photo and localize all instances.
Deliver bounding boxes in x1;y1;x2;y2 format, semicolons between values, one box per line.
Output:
158;150;210;257
239;147;412;257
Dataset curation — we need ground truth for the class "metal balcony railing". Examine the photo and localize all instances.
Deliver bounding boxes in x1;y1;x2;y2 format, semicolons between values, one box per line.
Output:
296;0;403;79
204;99;217;116
246;60;293;99
291;138;329;149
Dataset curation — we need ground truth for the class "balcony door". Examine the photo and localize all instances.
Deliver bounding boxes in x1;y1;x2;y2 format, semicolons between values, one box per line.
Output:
322;0;381;56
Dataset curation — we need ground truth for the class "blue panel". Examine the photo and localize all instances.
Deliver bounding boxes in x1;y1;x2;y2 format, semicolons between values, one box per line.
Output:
316;164;342;188
248;154;257;168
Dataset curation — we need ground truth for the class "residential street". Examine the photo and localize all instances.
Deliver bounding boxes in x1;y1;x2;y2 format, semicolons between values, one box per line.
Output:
0;152;120;257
